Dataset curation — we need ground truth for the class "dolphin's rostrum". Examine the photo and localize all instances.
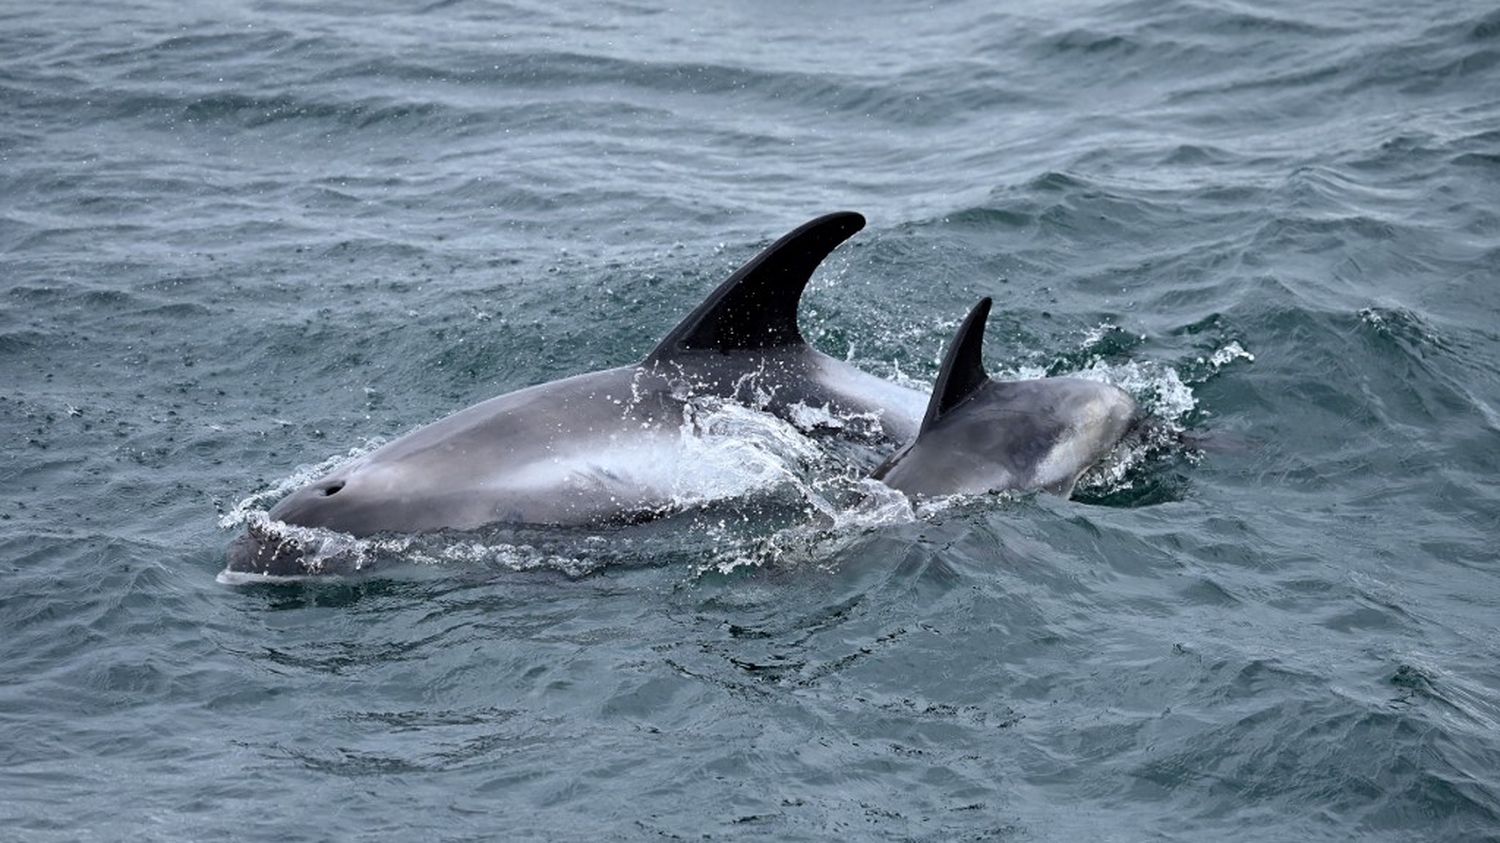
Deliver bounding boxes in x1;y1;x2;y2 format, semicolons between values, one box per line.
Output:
227;213;1139;577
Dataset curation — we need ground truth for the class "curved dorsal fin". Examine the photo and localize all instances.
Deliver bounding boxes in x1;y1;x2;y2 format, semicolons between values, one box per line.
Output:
920;297;992;433
646;212;865;361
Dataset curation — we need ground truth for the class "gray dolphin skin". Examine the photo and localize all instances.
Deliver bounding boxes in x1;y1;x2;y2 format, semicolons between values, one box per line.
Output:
228;212;928;575
872;297;1139;498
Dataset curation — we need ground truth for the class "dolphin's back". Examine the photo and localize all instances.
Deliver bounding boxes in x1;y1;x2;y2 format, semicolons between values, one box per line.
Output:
268;365;687;533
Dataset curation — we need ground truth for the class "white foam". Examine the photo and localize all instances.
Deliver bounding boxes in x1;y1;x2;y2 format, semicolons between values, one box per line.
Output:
1074;359;1198;424
1208;341;1255;367
1080;321;1118;347
671;397;830;509
787;401;847;431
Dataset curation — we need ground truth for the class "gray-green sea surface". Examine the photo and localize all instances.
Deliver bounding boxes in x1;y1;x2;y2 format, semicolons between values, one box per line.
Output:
3;0;1499;839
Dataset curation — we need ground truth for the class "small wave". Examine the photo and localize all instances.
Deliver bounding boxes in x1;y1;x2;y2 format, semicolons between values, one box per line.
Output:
1472;9;1500;41
1357;305;1450;354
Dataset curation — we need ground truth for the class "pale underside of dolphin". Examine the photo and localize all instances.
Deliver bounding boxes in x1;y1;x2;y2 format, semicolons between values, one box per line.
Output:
227;212;1138;576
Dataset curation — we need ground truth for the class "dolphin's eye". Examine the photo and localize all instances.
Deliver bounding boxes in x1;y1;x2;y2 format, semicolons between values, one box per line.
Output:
320;480;346;497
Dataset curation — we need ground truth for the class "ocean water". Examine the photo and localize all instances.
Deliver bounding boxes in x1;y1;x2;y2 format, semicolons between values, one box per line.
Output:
3;0;1500;838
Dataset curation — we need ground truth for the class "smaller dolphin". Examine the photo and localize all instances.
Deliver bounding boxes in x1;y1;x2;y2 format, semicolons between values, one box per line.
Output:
874;297;1139;498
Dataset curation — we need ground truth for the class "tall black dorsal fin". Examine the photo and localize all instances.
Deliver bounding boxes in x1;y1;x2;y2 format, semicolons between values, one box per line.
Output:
646;212;865;360
919;297;993;434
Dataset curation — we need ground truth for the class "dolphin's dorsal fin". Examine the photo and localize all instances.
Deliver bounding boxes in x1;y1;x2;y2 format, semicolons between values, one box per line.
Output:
646;212;865;360
919;297;992;433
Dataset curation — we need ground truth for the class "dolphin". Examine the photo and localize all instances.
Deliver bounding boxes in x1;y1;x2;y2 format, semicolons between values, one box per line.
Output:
228;212;928;575
873;297;1139;498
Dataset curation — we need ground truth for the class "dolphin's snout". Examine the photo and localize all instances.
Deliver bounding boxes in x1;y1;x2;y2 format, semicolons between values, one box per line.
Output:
224;473;373;577
226;521;313;577
1074;383;1139;455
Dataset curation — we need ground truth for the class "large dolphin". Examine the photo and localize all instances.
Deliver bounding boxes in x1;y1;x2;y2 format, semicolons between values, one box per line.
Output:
228;212;927;575
873;297;1138;498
